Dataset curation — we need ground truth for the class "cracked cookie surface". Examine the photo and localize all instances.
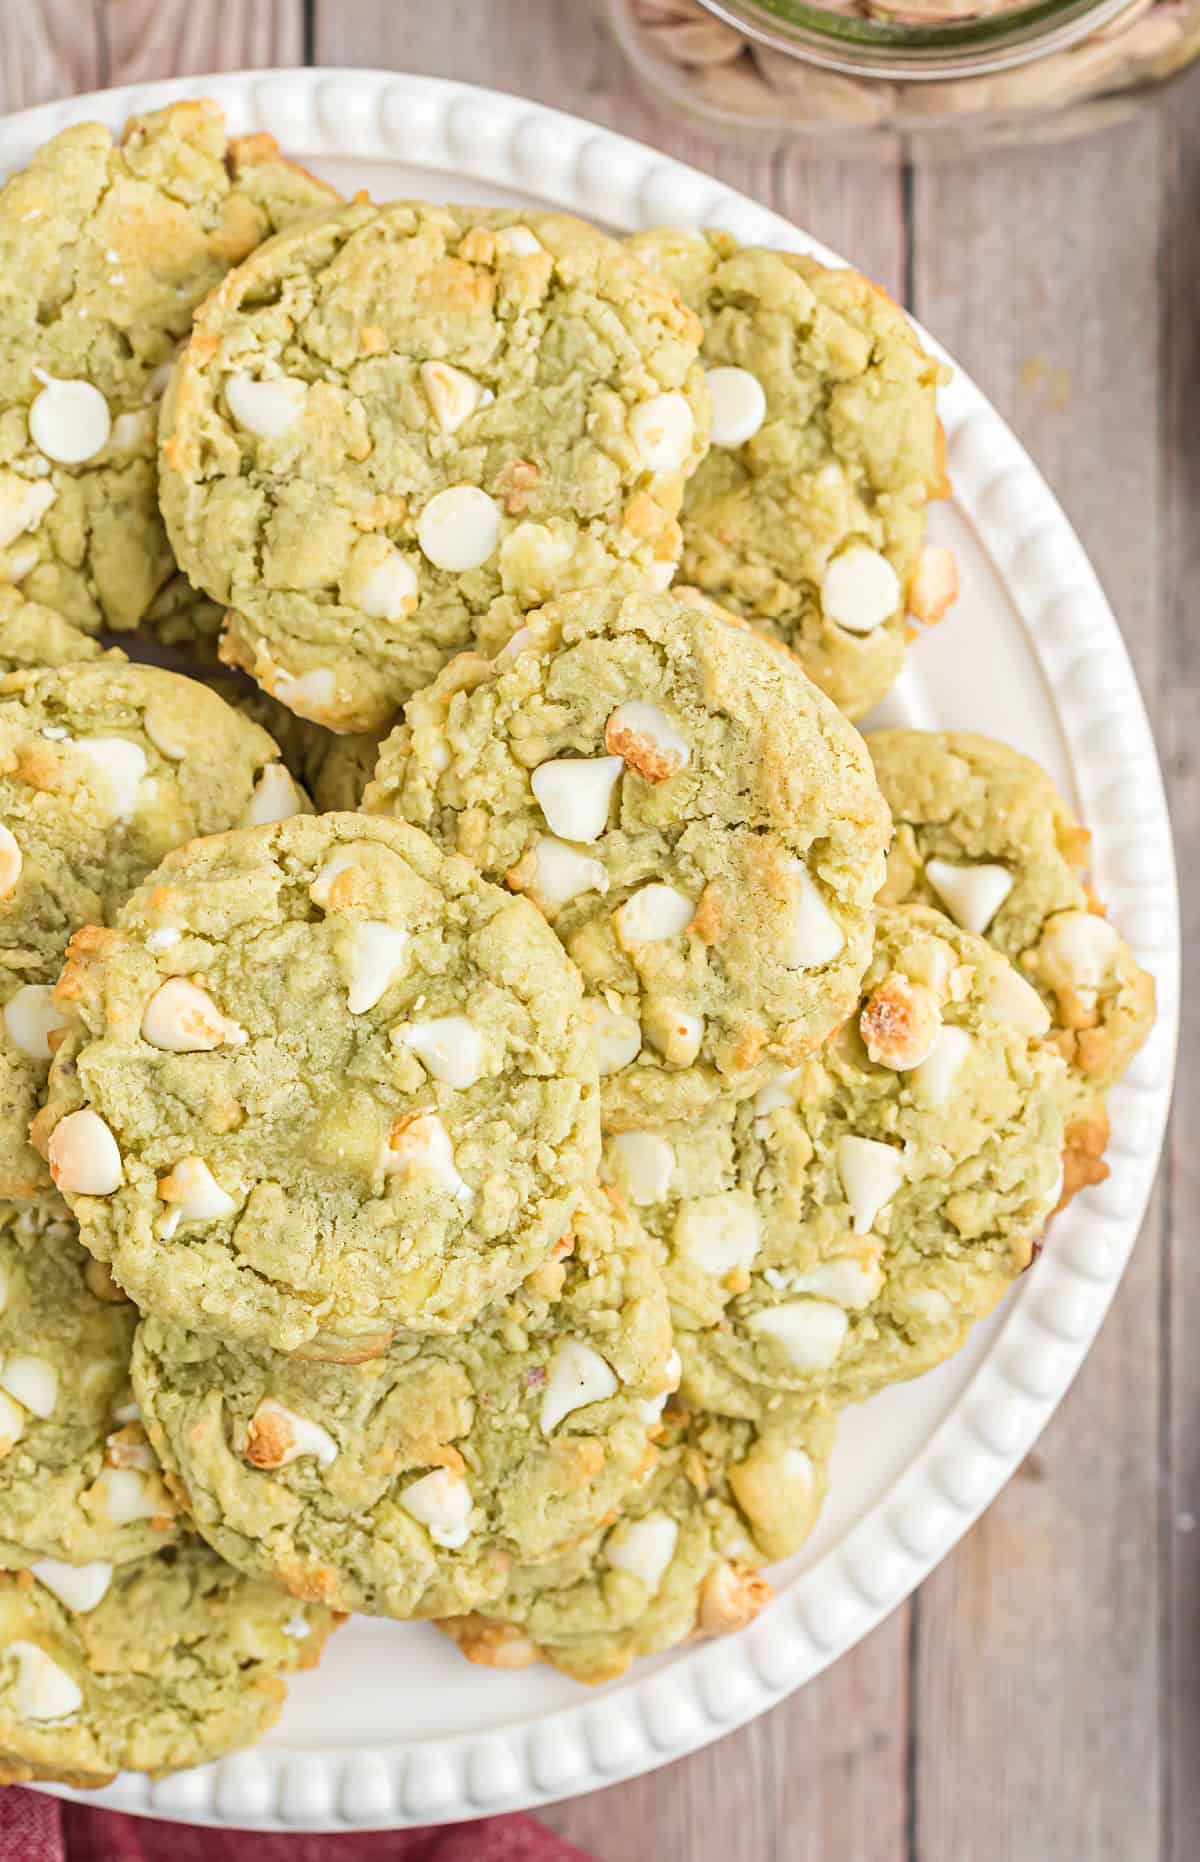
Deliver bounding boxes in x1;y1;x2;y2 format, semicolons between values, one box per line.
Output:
0;660;300;1200
364;587;890;1124
603;905;1066;1420
0;1199;178;1569
629;228;951;720
0;1539;336;1786
869;730;1155;1205
0;100;337;635
38;812;600;1355
160;199;709;733
438;1401;833;1684
132;1192;672;1621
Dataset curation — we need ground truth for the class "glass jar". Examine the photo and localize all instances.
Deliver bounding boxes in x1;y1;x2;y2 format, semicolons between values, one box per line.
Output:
602;0;1200;153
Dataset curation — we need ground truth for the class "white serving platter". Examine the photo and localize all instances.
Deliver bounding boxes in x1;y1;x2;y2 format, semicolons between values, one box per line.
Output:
0;66;1179;1835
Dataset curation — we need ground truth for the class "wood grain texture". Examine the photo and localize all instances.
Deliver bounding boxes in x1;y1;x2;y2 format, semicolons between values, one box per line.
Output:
0;0;104;111
909;114;1169;1862
1162;61;1200;1862
99;0;304;83
0;5;1185;1857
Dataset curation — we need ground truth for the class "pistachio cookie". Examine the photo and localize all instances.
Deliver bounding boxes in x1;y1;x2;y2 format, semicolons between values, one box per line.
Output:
37;812;600;1356
0;1200;177;1569
0;101;338;635
160;200;709;733
0;1541;337;1786
0;589;119;672
364;588;890;1124
628;229;952;720
604;905;1065;1419
869;730;1155;1204
440;1402;833;1684
0;660;304;1200
132;1193;672;1621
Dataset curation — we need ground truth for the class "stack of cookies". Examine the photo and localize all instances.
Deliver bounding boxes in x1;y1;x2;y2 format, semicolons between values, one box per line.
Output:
0;98;1154;1777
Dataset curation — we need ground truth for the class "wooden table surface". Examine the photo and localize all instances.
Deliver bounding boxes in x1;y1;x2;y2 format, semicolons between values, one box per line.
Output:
1;4;1193;1857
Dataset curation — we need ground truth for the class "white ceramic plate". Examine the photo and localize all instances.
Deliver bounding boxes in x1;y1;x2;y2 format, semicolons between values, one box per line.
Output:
0;67;1178;1834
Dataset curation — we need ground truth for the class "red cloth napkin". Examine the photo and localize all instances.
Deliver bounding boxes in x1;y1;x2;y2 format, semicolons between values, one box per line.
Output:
0;1788;594;1862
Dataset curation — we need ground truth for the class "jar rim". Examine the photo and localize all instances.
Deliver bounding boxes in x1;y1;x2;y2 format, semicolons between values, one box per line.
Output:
698;0;1136;75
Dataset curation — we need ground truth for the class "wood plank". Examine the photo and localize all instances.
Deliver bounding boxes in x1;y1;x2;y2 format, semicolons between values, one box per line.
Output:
313;8;911;1859
1161;59;1200;1862
0;0;105;112
909;110;1168;1862
99;0;305;83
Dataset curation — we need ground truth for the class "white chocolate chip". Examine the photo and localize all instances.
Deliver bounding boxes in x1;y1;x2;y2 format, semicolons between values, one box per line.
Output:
282;1613;311;1639
911;1024;973;1107
583;999;642;1075
30;1559;112;1614
493;626;531;671
908;1286;953;1323
608;1131;674;1205
0;1393;24;1452
674;1193;760;1278
86;1466;162;1524
646;561;676;593
394;1016;483;1089
381;1112;474;1206
494;225;543;255
141;978;246;1053
790;1257;884;1309
643;1000;703;1067
420;362;491;435
417;485;501;572
1035;910;1121;991
399;1467;473;1549
225;373;306;439
604;702;691;783
835;1135;904;1235
3;984;67;1062
354;546;419;621
143;360;174;402
28;379;111;464
309;848;360;909
244;1398;338;1470
73;737;149;822
540;1339;618;1434
821;545;902;635
5;546;38;583
530;756;623;843
0;826;21;901
524;837;608;908
705;366;767;448
607;1513;678;1592
747;1299;849;1369
7;1642;82;1722
157;1156;238;1224
145;928;181;952
781;1447;815;1488
614;883;694;950
47;1110;123;1196
345;922;410;1014
987;966;1052;1037
629;391;695;473
0;473;55;549
242;762;305;826
109;408;152;452
787;863;845;969
752;1068;801;1126
639;1346;682;1425
272;666;337;722
0;1355;57;1419
925;859;1014;936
